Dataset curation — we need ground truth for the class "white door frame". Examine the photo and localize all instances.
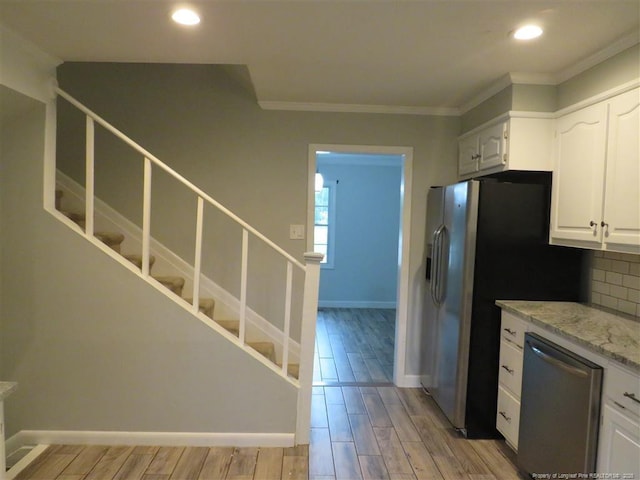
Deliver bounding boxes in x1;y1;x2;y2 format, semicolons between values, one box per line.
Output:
307;144;413;386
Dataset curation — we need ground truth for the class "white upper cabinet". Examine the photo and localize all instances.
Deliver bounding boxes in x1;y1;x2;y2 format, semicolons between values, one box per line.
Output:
458;115;553;179
459;134;480;176
603;89;640;249
478;122;507;171
550;102;608;245
550;88;640;253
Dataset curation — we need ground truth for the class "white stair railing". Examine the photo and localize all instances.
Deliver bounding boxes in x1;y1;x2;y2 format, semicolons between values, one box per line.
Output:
53;87;321;444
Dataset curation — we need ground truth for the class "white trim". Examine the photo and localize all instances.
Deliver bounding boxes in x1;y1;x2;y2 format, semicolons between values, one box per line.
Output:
554;79;640;117
259;100;459;117
6;430;294;449
318;301;397;309
459;110;555;138
555;32;640;84
394;374;422;388
460;36;640;115
459;73;513;115
318;154;403;167
307;144;413;388
54;171;301;364
508;72;557;86
6;444;49;480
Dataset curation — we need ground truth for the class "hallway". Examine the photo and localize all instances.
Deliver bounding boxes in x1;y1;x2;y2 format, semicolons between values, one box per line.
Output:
313;308;396;385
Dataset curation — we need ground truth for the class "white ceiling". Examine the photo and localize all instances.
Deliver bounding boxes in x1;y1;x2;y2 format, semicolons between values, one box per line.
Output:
1;0;638;114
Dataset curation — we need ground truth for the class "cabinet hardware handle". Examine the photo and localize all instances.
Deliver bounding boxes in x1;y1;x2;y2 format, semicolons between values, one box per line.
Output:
504;328;516;336
623;392;640;404
499;411;511;423
589;221;597;228
501;365;514;374
614;401;627;410
601;221;609;228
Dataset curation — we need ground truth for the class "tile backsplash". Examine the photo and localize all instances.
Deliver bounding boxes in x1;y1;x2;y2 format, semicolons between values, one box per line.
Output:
591;251;640;318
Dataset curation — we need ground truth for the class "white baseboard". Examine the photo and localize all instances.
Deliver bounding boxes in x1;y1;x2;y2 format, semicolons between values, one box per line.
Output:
394;374;421;388
318;301;397;309
6;444;49;480
7;430;295;450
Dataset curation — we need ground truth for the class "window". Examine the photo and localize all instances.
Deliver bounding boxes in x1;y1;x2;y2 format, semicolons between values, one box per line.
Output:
314;183;336;267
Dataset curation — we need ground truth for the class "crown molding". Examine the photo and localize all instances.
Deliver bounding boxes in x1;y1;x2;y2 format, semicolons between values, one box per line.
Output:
258;100;459;116
459;32;639;115
509;72;557;85
555;30;639;84
458;74;513;114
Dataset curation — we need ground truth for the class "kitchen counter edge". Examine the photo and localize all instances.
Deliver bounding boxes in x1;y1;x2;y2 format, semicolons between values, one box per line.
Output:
496;300;640;373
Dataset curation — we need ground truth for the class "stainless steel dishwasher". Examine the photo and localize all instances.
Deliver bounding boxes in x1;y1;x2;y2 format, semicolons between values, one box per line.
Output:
518;332;603;476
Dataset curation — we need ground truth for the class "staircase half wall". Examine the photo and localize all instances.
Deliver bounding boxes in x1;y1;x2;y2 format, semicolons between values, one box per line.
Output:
0;95;298;448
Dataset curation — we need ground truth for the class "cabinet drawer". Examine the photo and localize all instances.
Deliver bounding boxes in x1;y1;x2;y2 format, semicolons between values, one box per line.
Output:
501;312;526;348
606;364;640;418
499;340;523;397
496;385;521;449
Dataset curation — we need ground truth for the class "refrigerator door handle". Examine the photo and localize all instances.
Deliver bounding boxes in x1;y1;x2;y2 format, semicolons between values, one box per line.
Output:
431;225;444;306
436;225;448;304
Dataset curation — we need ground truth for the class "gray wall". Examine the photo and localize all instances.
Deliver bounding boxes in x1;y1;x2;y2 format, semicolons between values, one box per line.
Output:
0;92;297;438
317;157;402;307
56;62;462;377
557;44;640;109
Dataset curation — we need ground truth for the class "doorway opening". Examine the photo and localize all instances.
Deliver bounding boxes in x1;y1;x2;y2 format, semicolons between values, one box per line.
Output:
307;144;413;386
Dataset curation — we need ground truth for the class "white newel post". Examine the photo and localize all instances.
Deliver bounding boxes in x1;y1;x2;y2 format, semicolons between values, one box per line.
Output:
295;252;323;445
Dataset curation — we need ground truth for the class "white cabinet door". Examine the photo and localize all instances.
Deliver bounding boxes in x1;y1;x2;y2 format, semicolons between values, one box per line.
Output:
479;122;507;171
603;89;640;249
598;404;640;476
550;102;608;245
459;134;479;176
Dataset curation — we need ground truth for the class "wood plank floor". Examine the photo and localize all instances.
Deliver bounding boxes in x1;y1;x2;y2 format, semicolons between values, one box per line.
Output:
314;308;396;385
14;387;525;480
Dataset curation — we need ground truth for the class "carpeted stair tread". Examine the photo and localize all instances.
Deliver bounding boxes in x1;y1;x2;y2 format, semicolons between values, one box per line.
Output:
54;190;293;381
55;190;63;210
216;319;240;336
60;210;86;226
249;341;277;363
95;231;125;253
277;362;300;379
184;298;215;318
124;254;156;270
152;275;185;296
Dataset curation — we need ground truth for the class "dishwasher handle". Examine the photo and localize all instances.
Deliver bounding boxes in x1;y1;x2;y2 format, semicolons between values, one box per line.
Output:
526;340;589;378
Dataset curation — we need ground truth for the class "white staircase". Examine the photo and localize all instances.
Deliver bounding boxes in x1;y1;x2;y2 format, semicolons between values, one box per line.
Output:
47;88;322;444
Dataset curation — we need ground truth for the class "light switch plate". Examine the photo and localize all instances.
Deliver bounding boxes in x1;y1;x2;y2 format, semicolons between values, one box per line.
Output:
289;224;305;240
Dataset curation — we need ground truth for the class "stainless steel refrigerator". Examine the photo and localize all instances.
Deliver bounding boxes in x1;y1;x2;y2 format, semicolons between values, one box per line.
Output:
420;176;585;438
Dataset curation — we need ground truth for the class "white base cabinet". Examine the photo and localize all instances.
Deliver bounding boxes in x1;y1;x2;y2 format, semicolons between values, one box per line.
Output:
497;310;640;476
598;363;640;476
599;404;640;475
496;312;527;450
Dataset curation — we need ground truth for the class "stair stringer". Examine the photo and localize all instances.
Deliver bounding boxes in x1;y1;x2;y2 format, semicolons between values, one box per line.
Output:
49;204;300;389
55;170;301;367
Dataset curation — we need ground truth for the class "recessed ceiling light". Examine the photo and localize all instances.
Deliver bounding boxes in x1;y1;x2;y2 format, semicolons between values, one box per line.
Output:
172;8;200;26
513;25;543;40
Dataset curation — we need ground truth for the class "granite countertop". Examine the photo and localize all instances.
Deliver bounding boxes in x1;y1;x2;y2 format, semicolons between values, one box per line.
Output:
0;382;17;401
496;300;640;372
